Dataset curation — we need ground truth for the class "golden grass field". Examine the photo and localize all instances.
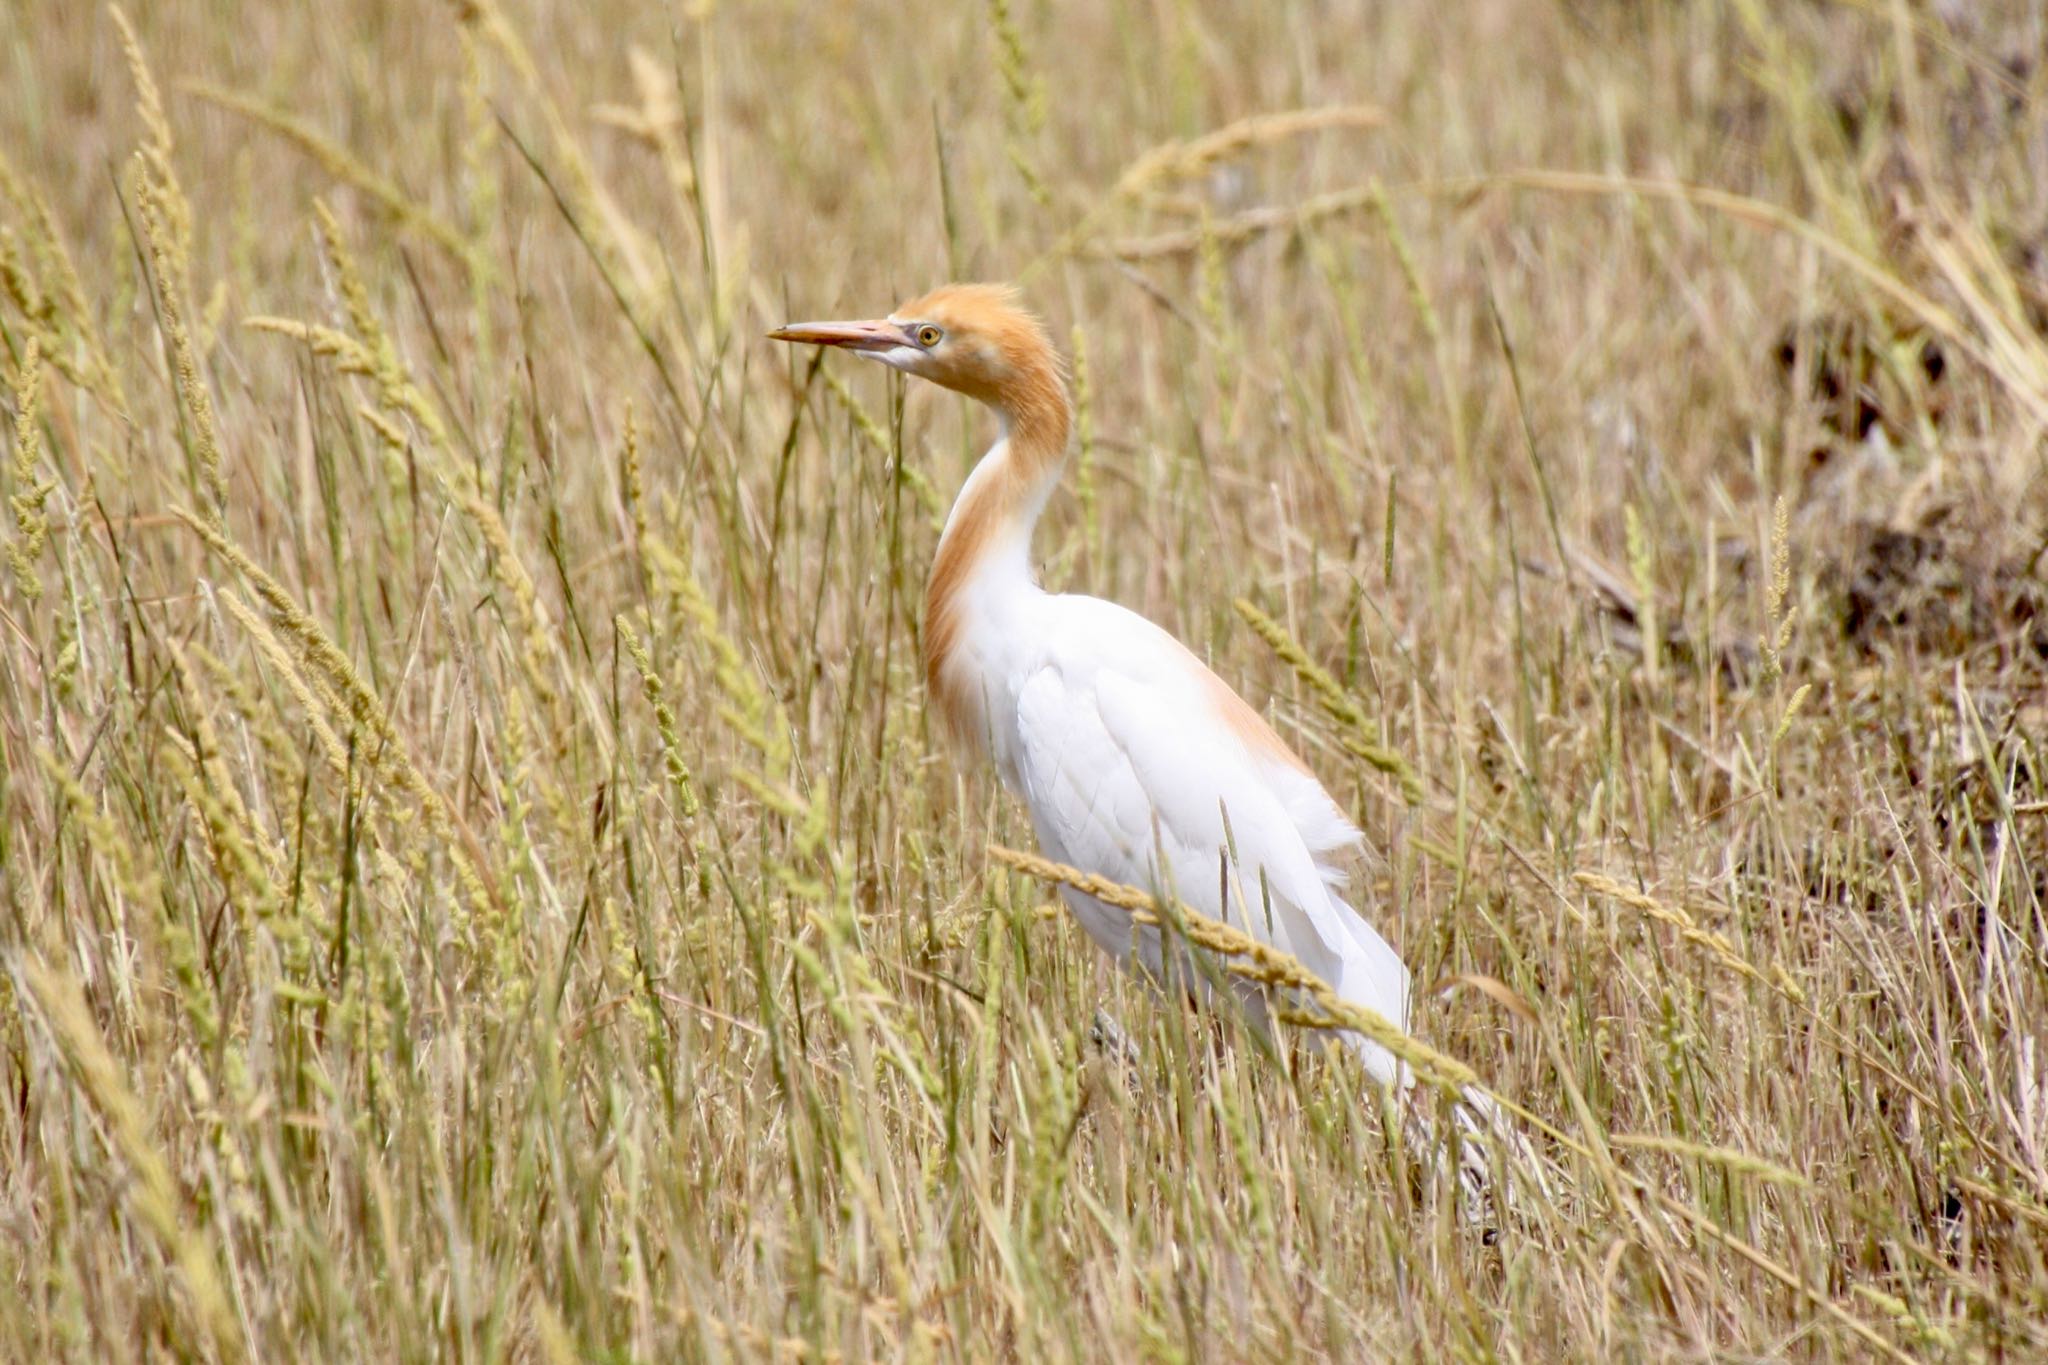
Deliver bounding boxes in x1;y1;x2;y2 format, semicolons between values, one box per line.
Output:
3;0;2047;1358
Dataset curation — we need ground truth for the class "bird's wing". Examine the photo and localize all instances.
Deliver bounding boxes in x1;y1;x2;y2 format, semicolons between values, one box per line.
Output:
1008;620;1411;1064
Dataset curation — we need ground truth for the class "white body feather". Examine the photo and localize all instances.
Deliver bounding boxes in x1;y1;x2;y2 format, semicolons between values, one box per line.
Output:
938;446;1414;1088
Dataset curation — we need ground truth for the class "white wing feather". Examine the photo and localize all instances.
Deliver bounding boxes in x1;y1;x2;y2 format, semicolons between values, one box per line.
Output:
999;595;1412;1086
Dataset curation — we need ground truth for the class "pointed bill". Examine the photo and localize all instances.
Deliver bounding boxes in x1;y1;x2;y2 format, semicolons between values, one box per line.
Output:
766;319;911;352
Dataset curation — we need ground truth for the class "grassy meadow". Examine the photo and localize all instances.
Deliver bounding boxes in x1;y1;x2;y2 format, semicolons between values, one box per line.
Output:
4;0;2047;1357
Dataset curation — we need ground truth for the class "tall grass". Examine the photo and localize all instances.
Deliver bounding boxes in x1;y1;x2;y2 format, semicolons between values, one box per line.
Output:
2;1;2045;1358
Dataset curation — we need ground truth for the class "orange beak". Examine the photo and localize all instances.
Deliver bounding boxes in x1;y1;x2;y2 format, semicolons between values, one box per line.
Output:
766;318;911;352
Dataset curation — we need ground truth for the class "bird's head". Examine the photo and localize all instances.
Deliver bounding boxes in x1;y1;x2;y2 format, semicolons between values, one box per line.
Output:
769;283;1066;422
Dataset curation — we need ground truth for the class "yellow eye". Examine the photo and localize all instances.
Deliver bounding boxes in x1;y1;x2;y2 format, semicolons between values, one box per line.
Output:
916;325;943;347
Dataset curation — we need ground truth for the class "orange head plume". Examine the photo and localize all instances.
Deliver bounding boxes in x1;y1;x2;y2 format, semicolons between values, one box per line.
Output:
770;283;1068;430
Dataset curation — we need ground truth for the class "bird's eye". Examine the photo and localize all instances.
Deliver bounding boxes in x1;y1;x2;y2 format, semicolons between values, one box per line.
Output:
916;324;943;347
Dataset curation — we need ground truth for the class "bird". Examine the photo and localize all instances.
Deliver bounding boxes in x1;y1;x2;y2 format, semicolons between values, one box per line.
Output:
769;284;1517;1187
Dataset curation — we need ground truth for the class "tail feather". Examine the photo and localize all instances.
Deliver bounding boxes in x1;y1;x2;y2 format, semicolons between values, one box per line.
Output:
1316;890;1551;1220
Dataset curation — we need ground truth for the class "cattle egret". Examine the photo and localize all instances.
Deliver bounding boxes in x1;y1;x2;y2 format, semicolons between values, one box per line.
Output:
771;285;1513;1184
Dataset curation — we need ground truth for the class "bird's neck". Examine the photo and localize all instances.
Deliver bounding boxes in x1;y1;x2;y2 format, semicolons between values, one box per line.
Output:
924;370;1071;740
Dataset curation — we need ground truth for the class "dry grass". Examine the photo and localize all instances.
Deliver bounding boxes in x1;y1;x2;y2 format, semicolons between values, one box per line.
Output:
3;1;2046;1358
